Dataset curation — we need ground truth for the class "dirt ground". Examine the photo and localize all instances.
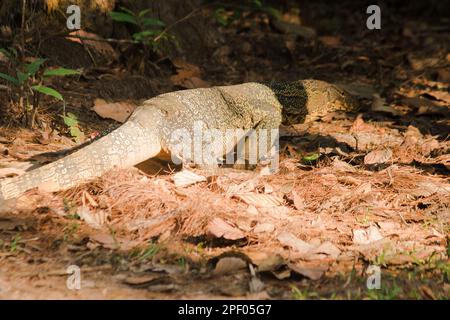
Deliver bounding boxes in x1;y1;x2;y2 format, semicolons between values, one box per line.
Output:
0;1;449;299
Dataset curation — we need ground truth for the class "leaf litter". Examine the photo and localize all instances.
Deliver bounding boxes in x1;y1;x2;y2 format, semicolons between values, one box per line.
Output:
0;2;449;299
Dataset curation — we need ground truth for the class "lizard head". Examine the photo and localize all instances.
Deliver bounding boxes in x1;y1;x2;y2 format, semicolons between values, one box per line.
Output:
266;79;360;125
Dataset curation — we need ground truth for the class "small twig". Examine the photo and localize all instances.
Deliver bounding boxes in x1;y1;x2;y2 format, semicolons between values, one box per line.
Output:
154;2;215;43
398;212;410;226
66;34;139;44
83;43;97;66
20;0;27;61
30;92;40;128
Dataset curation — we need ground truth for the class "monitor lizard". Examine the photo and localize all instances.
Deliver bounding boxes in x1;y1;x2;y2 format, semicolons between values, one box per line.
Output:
0;79;359;202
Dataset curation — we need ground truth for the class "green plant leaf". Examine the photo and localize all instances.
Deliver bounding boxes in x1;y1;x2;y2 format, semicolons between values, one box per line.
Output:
132;30;160;41
69;126;82;138
0;72;19;85
25;58;47;76
110;11;138;24
0;47;18;59
31;85;63;100
252;0;262;8
43;68;80;77
141;17;165;27
138;9;151;17
118;6;135;16
302;153;320;162
62;112;78;127
214;8;230;27
16;71;29;84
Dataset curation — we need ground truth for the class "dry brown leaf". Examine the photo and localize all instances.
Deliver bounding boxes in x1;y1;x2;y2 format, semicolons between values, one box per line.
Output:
424;90;450;104
170;58;210;89
220;176;258;196
246;205;259;215
207;217;245;240
234;193;283;208
271;268;291;280
316;242;341;258
256;257;283;273
66;30;117;60
402;95;450;115
423;154;450;169
123;274;162;286
253;223;275;234
332;158;356;172
337;176;361;185
364;148;393;165
371;94;401;115
92;99;136;123
410;180;450;197
420;285;437;300
77;206;109;229
353;182;372;195
336;83;377;99
172;58;201;75
263;183;274;194
178;77;210;89
427;228;445;239
171;170;206;187
291;190;306;210
402;96;444;109
277;231;313;254
318;36;341;48
279;182;294;194
89;233;138;251
351;116;377;133
353;226;383;245
304;241;341;260
245;251;284;272
420;139;440;156
377;221;401;234
82;191;98;207
416;105;449;116
288;263;327;280
213;257;247;275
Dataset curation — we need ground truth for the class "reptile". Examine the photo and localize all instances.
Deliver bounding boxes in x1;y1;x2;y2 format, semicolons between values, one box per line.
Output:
0;79;359;202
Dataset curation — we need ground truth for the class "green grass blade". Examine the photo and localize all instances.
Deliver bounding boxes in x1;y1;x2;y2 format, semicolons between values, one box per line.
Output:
109;11;138;24
43;68;80;77
0;72;19;85
16;71;29;84
138;9;151;17
141;17;165;27
25;58;47;76
31;85;63;100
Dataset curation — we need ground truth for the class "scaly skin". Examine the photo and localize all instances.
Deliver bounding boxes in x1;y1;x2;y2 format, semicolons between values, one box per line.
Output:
0;80;358;202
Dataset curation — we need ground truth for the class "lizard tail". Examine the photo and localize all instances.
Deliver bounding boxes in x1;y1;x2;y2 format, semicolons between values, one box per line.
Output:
0;107;163;202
